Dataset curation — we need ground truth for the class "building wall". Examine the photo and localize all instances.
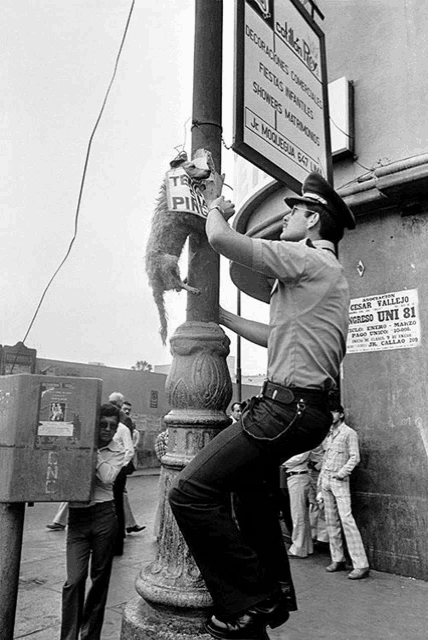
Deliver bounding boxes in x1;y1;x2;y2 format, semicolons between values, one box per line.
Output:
233;0;428;579
37;358;170;468
340;203;428;579
323;0;428;187
36;358;259;468
323;0;428;580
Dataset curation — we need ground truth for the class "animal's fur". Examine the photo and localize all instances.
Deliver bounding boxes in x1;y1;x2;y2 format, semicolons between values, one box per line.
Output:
145;150;215;345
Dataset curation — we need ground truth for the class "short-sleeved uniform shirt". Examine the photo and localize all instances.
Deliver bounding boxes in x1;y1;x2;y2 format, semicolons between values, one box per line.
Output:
252;238;349;391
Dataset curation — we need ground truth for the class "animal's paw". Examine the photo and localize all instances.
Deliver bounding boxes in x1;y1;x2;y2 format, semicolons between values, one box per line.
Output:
181;277;201;296
181;284;200;296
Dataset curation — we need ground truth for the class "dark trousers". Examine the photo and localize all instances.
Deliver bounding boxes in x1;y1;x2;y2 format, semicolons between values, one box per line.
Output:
169;394;331;617
60;501;118;640
113;468;127;554
278;467;293;534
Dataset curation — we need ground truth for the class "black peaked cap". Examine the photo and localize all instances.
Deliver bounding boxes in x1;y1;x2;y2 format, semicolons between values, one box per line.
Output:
284;172;356;230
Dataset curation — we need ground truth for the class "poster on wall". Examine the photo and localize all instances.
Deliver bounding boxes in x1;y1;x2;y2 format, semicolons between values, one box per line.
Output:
347;289;421;354
234;0;332;192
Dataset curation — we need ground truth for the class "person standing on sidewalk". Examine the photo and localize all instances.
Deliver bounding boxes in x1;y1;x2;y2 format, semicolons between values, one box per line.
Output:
153;426;169;540
318;404;370;580
169;172;356;640
46;501;68;531
284;452;313;559
108;392;135;554
121;400;146;534
60;403;125;640
308;444;329;548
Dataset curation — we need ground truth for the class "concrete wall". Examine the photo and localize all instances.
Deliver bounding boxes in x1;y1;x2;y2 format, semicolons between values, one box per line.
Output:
232;0;428;580
322;0;428;580
323;0;428;184
340;201;428;579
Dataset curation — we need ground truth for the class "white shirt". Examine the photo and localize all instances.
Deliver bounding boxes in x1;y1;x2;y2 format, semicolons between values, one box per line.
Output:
283;451;311;473
113;422;135;466
69;439;125;507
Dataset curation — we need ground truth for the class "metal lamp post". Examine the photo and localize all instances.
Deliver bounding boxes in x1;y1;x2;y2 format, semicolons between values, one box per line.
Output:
121;2;232;638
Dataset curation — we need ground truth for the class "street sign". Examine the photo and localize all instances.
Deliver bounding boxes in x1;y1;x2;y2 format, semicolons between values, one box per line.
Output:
234;0;332;193
0;342;36;375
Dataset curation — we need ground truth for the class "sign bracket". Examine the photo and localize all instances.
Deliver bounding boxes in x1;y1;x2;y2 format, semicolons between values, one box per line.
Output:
304;0;325;21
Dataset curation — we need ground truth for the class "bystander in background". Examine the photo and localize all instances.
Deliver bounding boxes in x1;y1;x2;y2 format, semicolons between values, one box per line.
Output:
308;444;328;549
318;404;370;580
283;452;313;558
108;392;135;555
46;501;68;531
229;402;242;424
121;400;146;534
153;426;169;540
60;403;125;640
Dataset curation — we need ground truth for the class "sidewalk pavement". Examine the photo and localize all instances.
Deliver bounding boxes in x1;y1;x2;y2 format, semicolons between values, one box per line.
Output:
14;471;428;639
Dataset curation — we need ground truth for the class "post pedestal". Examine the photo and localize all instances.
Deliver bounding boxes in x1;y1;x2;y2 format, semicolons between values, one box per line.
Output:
121;322;233;639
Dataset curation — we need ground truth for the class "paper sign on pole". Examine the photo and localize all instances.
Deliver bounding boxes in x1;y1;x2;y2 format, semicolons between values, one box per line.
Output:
165;167;209;219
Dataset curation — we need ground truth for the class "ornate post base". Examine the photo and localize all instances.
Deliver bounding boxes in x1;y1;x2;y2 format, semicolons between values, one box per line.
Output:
121;322;233;639
121;598;212;639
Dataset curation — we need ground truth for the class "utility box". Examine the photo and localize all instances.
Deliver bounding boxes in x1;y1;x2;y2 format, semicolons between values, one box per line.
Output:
0;374;102;502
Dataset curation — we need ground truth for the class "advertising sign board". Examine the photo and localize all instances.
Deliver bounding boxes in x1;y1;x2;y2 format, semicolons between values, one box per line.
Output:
347;289;421;354
234;0;332;193
0;374;102;502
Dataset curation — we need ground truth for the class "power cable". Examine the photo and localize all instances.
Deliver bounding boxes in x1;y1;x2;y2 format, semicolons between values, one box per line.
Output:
10;0;136;372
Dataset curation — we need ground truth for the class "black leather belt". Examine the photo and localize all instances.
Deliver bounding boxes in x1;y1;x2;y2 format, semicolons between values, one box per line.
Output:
286;470;309;477
261;380;327;406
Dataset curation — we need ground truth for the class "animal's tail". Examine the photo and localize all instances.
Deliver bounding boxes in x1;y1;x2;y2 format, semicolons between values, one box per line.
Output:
152;288;168;345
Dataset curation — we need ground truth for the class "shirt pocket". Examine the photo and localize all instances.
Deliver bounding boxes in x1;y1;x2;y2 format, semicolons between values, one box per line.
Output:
330;443;347;465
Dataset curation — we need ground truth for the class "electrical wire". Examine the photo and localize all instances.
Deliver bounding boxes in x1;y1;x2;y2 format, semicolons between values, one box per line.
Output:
173;117;191;156
10;0;136;372
329;115;353;141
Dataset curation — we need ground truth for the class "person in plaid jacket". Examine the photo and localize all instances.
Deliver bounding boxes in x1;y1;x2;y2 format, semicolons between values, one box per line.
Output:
155;429;168;461
318;404;369;580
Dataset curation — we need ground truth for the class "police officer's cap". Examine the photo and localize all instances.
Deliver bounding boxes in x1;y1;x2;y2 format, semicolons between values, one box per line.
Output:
284;172;356;230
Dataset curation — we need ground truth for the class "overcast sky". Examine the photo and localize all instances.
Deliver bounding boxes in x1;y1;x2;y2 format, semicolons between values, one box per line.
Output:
1;1;268;374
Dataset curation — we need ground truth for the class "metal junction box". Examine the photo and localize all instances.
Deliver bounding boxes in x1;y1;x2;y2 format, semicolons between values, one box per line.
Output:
0;374;102;502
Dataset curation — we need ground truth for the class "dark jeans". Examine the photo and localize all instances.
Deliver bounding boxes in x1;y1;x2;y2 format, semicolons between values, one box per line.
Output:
169;394;331;617
60;501;118;640
113;468;127;554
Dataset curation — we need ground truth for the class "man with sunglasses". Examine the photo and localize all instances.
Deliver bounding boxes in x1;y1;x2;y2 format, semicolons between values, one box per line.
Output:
169;172;355;640
60;403;125;640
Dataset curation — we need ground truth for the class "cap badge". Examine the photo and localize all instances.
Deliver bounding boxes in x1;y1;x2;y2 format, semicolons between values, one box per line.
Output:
302;192;328;206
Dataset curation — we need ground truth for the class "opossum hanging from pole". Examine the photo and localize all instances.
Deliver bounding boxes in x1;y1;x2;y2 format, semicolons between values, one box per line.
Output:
145;149;218;345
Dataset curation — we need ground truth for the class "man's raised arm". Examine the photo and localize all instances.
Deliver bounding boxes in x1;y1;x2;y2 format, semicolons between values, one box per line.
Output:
219;307;268;348
205;196;269;347
206;196;254;267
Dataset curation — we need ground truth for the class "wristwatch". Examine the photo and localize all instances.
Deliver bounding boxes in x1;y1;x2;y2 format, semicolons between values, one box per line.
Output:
209;205;223;214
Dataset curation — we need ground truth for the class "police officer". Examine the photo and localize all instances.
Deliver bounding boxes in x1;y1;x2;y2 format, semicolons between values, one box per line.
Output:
169;173;355;640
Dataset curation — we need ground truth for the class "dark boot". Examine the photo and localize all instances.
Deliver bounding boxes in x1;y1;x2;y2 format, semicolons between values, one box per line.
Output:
247;590;290;629
205;613;268;640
